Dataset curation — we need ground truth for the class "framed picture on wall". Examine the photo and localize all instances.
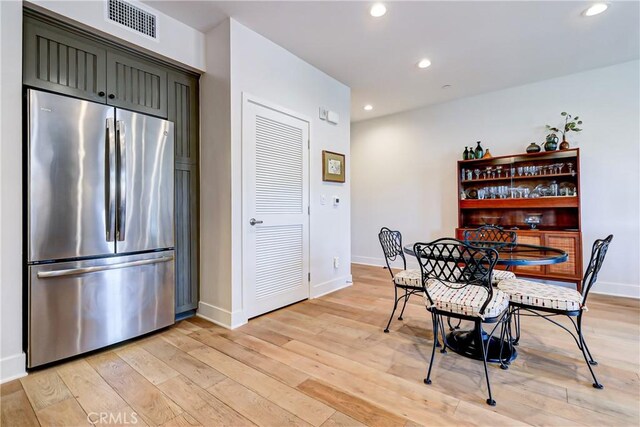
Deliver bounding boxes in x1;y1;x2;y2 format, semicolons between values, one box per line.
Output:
322;150;346;183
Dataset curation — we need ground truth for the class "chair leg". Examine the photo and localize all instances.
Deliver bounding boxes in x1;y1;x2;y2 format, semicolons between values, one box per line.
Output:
582;338;598;366
477;319;496;406
424;313;439;385
384;286;400;333
398;290;410;321
438;315;448;354
512;307;521;345
498;313;509;370
577;314;597;365
577;314;603;389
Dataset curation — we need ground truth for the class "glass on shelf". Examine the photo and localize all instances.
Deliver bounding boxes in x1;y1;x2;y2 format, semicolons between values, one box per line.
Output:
517;166;523;177
474;169;481;180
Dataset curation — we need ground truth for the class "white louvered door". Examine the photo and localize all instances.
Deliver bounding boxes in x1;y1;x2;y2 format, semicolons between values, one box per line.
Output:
243;97;310;319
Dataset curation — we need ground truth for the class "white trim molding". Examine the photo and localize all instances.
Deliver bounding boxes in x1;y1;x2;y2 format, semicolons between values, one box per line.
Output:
310;275;352;299
592;281;640;299
352;255;419;270
0;352;26;384
197;301;247;329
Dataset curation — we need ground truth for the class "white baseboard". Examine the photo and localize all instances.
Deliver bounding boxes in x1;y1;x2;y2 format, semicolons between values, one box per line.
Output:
592;281;640;299
197;301;247;329
351;255;384;267
311;275;352;299
1;352;26;384
352;256;419;269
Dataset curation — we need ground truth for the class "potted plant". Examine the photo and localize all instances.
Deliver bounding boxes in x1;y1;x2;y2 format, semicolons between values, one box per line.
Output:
546;112;583;150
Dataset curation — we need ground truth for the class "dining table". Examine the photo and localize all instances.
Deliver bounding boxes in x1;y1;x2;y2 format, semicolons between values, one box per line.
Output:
403;241;568;363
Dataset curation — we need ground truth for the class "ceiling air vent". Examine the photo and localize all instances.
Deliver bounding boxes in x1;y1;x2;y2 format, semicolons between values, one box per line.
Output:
107;0;157;39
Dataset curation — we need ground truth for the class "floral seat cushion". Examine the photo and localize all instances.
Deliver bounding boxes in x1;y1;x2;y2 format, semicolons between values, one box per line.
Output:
393;269;422;287
492;269;516;285
497;279;583;311
424;280;509;319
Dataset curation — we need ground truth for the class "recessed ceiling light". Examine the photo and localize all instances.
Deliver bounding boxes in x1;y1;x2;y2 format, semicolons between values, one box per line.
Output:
364;104;373;111
370;3;386;18
417;58;432;69
584;3;608;16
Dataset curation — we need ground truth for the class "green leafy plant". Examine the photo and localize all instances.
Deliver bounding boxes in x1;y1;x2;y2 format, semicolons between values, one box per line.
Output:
546;112;583;141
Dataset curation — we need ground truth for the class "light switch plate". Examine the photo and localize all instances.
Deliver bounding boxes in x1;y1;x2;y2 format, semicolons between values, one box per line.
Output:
327;111;339;124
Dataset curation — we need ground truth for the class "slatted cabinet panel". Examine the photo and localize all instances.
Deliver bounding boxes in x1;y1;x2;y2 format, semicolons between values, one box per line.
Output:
168;73;200;315
546;233;582;280
24;17;107;102
174;165;198;313
106;51;167;117
168;73;199;162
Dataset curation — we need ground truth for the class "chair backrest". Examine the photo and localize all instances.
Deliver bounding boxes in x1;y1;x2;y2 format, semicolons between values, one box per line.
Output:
378;227;407;277
413;238;498;315
463;225;517;247
581;235;613;304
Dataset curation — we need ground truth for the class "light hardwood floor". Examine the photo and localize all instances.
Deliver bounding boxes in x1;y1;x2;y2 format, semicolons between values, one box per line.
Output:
2;264;639;426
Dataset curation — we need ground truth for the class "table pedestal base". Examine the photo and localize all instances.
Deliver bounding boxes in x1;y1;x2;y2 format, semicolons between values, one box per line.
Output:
446;326;516;363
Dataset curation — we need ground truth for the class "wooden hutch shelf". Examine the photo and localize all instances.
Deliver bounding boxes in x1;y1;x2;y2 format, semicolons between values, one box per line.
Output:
460;197;579;209
456;148;583;289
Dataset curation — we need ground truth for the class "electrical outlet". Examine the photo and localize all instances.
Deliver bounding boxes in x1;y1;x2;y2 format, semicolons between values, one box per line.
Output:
333;257;340;269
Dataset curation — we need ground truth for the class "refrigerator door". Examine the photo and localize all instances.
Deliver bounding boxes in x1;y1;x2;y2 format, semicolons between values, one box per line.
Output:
115;110;174;254
28;90;116;262
28;251;175;367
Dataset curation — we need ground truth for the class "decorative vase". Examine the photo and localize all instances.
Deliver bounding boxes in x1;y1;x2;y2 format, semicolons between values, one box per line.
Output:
467;148;475;160
482;148;492;158
526;142;541;153
560;139;570;150
474;141;484;159
544;134;558;151
463;147;469;160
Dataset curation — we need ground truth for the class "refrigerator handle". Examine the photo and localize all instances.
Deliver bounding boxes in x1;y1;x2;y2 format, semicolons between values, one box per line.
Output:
116;120;127;241
105;118;116;242
36;256;174;278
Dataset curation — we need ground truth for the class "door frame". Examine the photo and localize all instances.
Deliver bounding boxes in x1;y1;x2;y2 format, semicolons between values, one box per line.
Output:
240;93;311;320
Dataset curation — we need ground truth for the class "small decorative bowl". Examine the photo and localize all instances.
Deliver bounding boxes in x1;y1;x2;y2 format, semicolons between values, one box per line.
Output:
524;213;543;229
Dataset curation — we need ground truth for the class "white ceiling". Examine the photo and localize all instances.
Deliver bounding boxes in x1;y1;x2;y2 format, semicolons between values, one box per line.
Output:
144;1;640;122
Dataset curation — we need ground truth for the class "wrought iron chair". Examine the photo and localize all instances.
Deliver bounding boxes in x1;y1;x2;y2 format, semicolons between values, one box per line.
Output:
497;235;613;389
378;227;423;333
414;238;510;406
464;225;518;285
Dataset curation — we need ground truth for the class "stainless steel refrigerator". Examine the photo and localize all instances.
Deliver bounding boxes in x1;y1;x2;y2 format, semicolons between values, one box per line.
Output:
26;89;175;368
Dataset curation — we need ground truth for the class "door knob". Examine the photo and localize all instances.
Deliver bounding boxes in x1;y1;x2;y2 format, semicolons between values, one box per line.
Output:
249;218;263;226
